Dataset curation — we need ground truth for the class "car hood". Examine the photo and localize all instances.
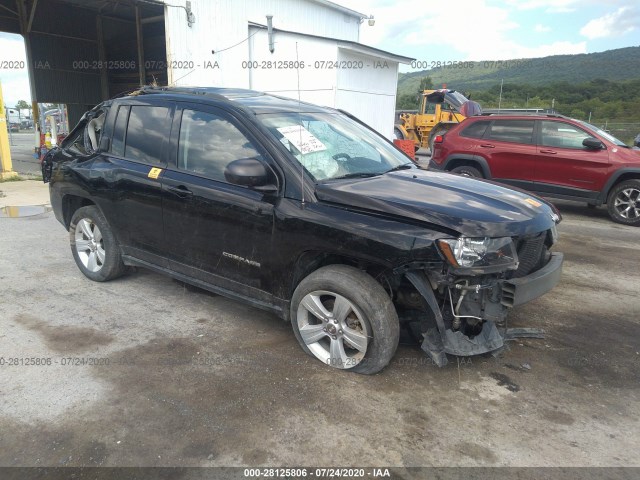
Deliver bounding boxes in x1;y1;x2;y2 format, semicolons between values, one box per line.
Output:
315;169;558;237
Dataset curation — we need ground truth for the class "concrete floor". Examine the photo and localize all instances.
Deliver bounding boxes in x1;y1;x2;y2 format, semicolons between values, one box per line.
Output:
0;199;638;468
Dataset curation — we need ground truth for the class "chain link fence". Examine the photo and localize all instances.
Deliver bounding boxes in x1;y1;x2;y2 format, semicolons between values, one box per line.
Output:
595;122;640;146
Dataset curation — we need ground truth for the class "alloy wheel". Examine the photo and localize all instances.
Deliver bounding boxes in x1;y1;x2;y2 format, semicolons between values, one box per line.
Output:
74;218;105;272
296;290;370;369
613;187;640;220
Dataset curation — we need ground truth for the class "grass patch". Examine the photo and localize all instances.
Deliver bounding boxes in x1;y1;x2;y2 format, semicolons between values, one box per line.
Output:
0;175;25;183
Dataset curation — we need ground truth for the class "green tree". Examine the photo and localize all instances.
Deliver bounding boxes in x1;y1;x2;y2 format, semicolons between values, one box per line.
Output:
418;76;433;92
15;100;30;110
569;109;586;120
396;94;419;110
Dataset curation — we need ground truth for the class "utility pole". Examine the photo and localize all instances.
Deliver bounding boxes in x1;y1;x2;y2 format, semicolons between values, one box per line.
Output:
498;78;504;113
0;81;17;180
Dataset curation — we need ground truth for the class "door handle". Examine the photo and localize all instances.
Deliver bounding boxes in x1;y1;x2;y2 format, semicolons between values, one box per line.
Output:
479;144;495;148
167;185;193;197
540;149;557;154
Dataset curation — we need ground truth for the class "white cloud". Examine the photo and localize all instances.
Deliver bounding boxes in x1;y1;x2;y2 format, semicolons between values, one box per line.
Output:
504;0;581;12
346;0;587;62
0;34;30;107
534;24;551;33
580;6;639;39
504;0;628;13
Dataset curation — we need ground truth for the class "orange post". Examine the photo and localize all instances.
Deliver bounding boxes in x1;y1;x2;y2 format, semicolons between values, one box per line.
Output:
393;139;416;161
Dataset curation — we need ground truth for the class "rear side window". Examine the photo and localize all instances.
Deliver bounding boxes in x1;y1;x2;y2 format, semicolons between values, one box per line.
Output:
460;120;490;139
487;120;535;144
178;109;262;182
124;105;169;165
110;105;129;157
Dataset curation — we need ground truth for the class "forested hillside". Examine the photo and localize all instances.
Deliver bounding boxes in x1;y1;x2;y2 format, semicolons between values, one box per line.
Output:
397;46;640;95
396;47;640;143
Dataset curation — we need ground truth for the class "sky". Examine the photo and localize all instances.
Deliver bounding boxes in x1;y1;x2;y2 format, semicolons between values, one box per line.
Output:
1;0;639;108
344;0;639;66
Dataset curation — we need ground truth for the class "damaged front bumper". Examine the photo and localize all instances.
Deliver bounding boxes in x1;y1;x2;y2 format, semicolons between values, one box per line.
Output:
501;253;563;307
406;253;563;367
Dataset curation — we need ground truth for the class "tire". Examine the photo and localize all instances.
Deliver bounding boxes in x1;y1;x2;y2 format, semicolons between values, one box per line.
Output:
69;205;126;281
290;265;400;375
393;127;404;140
450;165;483;178
607;179;640;226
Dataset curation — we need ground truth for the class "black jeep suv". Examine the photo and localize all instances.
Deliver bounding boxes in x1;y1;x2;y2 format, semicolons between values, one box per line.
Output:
43;87;563;374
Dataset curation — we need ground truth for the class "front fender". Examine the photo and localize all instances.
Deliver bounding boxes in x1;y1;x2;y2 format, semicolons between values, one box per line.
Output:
598;168;640;204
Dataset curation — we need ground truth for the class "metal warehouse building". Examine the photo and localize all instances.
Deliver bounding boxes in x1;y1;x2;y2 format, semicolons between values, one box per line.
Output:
0;0;412;138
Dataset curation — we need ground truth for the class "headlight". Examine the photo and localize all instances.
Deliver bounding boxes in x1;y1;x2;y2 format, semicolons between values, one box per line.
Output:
437;237;518;272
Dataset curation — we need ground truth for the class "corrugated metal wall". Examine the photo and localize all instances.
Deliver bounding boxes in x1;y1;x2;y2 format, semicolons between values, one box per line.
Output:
28;1;101;111
164;0;360;88
245;0;360;41
164;0;404;136
336;48;399;138
248;28;337;109
17;0;167;127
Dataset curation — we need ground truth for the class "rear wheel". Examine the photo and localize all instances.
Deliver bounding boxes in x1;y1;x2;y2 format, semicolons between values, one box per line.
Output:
607;179;640;226
69;206;126;281
451;165;482;178
290;265;399;374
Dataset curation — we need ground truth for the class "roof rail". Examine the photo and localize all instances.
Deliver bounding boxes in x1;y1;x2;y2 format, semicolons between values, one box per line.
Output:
480;112;568;118
110;85;230;101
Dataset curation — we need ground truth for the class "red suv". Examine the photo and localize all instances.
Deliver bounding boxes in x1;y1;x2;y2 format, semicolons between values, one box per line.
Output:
430;114;640;225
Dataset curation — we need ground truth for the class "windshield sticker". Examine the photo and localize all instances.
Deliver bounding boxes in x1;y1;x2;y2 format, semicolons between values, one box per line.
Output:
277;125;327;155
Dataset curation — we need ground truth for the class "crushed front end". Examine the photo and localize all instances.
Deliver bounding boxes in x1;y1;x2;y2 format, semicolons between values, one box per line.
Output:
398;226;563;367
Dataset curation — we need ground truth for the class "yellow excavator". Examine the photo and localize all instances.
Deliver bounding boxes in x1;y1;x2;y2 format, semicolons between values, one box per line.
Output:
394;89;481;152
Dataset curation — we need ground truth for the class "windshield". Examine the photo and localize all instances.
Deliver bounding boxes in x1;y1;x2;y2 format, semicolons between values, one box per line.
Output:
577;120;628;147
258;112;414;181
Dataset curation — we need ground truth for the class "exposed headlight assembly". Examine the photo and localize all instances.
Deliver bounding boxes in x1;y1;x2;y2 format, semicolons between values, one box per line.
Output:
437;237;519;273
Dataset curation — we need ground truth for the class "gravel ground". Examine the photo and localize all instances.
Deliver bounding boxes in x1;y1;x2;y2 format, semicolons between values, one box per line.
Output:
0;200;638;468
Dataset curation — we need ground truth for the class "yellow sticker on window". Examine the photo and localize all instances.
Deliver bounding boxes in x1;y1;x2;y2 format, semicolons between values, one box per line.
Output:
148;167;163;179
524;198;542;207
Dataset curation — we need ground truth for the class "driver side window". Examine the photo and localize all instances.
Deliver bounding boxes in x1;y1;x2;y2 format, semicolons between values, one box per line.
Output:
178;109;262;182
540;121;591;149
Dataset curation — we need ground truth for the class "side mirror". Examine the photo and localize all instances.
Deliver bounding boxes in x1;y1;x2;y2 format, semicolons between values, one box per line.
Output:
583;137;604;150
224;158;277;192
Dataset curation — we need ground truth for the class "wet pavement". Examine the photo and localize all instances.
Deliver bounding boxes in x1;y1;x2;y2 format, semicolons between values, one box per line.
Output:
0;205;52;218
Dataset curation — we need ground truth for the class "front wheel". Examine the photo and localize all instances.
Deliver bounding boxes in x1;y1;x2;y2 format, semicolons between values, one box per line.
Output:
69;205;126;281
451;165;482;178
290;265;399;374
607;180;640;226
